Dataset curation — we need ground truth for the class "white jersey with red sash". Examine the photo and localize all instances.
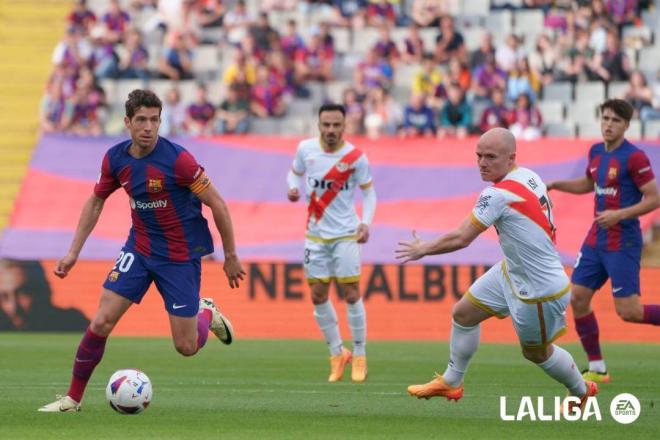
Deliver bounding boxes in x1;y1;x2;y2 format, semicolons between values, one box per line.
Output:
292;138;373;240
470;166;569;302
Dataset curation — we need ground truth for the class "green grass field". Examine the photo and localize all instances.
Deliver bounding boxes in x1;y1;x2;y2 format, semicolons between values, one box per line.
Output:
1;334;658;439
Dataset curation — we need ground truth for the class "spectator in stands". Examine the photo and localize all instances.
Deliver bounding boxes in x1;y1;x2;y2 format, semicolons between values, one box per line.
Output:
102;0;132;44
250;12;279;52
605;0;638;30
224;0;253;46
68;0;96;34
197;0;225;28
556;27;591;83
364;86;403;138
215;86;250;134
88;25;118;79
52;26;91;72
280;19;305;58
434;16;465;64
469;32;495;71
354;50;393;97
239;33;267;64
472;54;507;101
447;57;471;94
495;34;525;73
223;49;257;90
251;65;287;118
641;70;660;121
399;94;436;138
118;29;150;80
401;23;425;64
67;67;106;136
261;0;298;10
366;0;397;27
268;50;297;99
294;30;335;82
529;34;558;87
158;30;194;80
438;85;471;139
412;53;443;98
506;57;540;102
372;25;400;66
185;83;216;135
508;93;543;140
40;79;72;134
586;30;631;83
479;88;509;133
332;0;368;29
342;88;366;135
621;70;653;118
160;87;187;136
318;22;336;57
410;0;447;27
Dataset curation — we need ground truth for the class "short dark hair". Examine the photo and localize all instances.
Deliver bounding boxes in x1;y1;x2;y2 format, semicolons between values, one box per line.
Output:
125;89;162;119
318;103;345;118
600;99;633;122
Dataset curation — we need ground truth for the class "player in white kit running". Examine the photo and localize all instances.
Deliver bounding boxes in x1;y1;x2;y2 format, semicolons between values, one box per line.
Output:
287;104;377;383
396;128;597;408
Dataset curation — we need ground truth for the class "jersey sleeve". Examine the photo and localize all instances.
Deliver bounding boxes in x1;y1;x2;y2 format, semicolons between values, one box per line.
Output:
291;143;305;175
354;153;373;188
471;187;507;230
93;152;120;199
174;150;211;195
585;144;596;177
628;150;655;188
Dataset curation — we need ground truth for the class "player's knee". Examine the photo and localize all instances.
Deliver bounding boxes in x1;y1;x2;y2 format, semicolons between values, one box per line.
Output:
90;316;116;337
521;346;550;364
174;340;198;356
616;307;642;323
570;293;590;313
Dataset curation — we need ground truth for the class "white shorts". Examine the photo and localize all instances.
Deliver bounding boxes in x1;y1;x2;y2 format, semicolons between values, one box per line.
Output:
466;262;570;347
304;236;361;284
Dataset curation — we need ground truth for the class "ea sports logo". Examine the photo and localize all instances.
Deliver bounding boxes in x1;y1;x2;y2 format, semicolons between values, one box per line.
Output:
610;393;640;424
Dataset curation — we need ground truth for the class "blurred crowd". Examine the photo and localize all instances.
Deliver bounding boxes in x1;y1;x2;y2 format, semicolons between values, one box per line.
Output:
40;0;660;139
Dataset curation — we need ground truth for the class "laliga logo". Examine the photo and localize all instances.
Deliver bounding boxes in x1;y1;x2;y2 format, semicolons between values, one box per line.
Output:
500;393;641;423
500;396;601;421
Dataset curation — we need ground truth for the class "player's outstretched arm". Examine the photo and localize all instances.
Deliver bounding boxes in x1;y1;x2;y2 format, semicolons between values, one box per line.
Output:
395;217;482;263
546;176;593;194
54;194;106;278
358;183;377;244
197;183;246;288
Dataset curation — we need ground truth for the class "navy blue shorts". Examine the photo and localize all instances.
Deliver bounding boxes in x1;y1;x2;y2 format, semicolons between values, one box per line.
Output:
102;247;202;317
571;244;641;297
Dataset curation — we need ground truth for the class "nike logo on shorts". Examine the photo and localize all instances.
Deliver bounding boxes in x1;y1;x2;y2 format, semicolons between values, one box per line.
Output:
612;287;623;293
172;304;187;309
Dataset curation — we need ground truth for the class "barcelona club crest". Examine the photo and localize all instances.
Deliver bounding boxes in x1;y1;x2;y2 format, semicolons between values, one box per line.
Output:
608;167;618;180
108;271;120;282
147;178;163;193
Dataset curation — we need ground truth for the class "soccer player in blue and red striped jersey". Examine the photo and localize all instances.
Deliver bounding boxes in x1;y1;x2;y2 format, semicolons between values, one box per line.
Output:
39;89;245;412
548;99;660;383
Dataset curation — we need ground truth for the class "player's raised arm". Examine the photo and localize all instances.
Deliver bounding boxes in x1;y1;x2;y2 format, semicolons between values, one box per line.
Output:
196;182;246;288
546;175;594;194
54;194;107;278
395;216;484;263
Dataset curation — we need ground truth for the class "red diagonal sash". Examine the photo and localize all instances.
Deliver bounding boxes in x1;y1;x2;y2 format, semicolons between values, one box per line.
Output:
494;179;555;242
307;148;363;227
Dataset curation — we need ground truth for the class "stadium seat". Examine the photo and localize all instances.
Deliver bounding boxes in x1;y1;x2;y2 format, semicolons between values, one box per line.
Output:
545;122;575;137
325;80;351;104
606;81;628;99
577;122;602;138
574;82;605;104
643;120;660;139
352;28;380;55
419;28;439;53
146;79;174;100
99;79;117;105
459;0;490;17
176;80;199;106
394;63;419;88
331;27;351;54
485;10;512;35
538;101;564;125
628;120;642;140
622;25;652;50
566;100;599;124
542;82;572;105
513;10;545;38
462;28;486;52
192;45;220;79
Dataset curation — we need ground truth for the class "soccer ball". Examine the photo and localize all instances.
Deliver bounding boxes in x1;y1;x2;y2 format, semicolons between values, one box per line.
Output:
105;369;153;414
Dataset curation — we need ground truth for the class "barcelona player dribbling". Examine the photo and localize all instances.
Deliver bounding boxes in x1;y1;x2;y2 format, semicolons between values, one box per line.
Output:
548;99;660;383
39;90;245;412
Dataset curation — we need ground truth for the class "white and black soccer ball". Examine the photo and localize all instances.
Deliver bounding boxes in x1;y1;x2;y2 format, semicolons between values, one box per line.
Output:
106;369;152;414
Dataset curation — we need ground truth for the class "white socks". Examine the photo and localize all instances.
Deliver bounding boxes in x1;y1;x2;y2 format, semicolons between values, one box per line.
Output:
347;298;367;356
313;300;343;355
588;359;607;373
443;320;480;387
537;345;587;396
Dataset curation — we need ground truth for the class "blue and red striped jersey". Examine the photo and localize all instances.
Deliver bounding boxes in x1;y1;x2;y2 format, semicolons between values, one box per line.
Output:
94;137;214;261
584;139;655;251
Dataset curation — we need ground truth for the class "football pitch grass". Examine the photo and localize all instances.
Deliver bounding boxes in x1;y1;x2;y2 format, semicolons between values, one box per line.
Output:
1;334;658;439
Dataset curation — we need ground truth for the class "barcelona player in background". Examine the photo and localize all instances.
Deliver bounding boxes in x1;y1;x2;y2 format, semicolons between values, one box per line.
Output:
548;99;660;383
39;90;245;412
